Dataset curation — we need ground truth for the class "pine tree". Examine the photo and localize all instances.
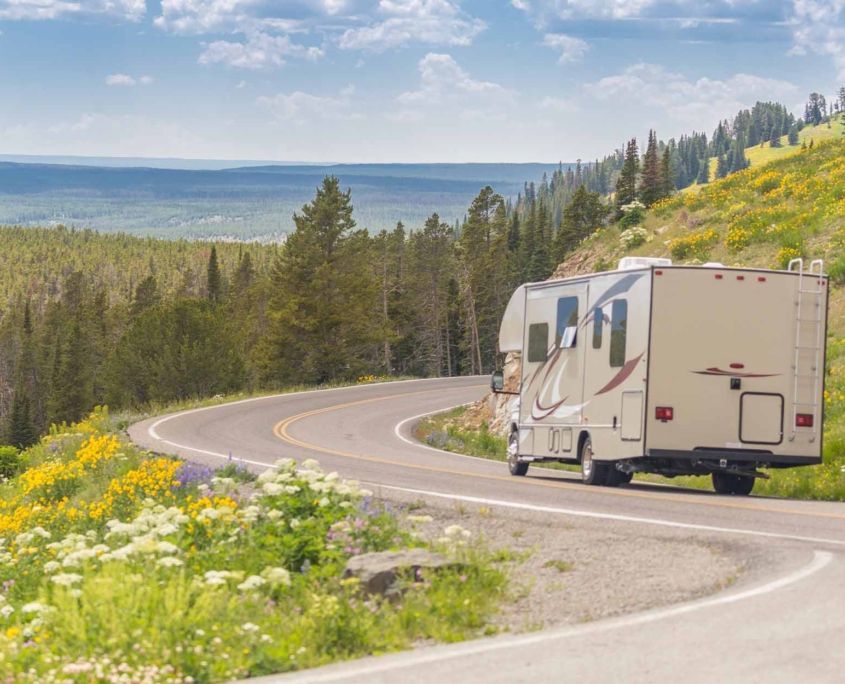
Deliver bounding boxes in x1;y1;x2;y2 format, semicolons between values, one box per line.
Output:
696;158;710;184
256;177;379;384
788;125;800;146
5;385;37;449
716;154;729;179
615;138;639;212
639;130;662;206
131;275;160;316
660;148;673;199
232;251;255;296
207;246;222;303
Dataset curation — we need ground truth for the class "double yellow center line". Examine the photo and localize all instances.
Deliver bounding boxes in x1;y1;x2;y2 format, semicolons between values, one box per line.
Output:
273;389;845;522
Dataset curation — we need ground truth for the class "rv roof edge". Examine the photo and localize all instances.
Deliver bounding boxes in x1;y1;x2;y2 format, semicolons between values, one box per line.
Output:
618;256;672;271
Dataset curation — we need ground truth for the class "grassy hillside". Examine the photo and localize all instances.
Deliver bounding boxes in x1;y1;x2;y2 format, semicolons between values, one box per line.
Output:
695;115;845;188
571;136;845;498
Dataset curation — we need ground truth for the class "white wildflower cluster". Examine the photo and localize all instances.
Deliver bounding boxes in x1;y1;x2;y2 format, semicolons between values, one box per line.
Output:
255;458;371;507
202;565;291;592
437;524;472;547
620;200;645;213
100;503;190;563
619;226;649;248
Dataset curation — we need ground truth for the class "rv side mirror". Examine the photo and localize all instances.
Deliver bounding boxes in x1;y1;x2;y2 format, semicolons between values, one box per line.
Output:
491;371;504;393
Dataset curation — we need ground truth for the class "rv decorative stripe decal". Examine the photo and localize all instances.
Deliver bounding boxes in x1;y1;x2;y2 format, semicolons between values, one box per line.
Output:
692;367;780;378
595;353;645;395
590;273;644;311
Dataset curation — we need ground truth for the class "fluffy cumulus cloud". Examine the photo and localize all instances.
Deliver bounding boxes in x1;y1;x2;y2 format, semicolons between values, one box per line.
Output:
0;0;146;21
257;85;359;122
587;62;798;124
392;52;514;123
338;0;485;51
542;32;588;63
200;32;324;69
789;0;845;79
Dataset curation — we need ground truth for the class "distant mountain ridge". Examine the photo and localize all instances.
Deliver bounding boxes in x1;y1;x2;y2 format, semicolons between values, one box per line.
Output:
0;159;567;239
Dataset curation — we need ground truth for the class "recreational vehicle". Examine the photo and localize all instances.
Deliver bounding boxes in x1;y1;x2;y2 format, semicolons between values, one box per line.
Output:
491;257;828;495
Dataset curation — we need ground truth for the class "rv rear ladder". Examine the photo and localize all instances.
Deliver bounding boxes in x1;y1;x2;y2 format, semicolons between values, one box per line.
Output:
788;258;825;442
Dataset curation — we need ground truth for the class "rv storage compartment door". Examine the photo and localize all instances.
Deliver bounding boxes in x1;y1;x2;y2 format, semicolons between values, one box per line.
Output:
621;391;644;441
740;393;784;445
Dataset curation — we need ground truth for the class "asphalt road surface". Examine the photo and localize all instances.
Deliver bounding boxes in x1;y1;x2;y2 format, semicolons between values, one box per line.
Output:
130;377;845;683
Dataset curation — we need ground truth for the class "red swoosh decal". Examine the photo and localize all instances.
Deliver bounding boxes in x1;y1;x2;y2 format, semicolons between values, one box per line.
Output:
693;368;780;378
595;353;644;395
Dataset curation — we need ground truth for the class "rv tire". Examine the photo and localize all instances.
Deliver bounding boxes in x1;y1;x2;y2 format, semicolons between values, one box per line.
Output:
712;472;754;496
606;466;633;487
580;436;609;486
507;430;529;477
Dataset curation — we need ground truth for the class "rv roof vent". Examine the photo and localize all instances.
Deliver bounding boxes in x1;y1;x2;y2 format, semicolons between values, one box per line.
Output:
702;262;725;268
617;257;672;271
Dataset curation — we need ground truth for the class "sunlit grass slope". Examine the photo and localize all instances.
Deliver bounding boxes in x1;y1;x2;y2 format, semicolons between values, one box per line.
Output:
578;136;845;498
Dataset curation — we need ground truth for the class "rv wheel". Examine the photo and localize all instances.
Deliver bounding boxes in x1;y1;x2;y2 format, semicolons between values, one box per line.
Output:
507;430;528;476
730;475;755;496
712;472;755;496
606;466;633;487
580;436;608;486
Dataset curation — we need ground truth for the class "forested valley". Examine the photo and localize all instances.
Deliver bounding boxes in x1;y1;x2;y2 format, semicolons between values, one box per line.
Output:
1;91;842;448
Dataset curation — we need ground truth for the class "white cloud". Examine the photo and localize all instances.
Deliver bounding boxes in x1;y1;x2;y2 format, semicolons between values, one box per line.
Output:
392;53;514;123
397;53;511;105
0;0;145;21
257;85;359;122
199;32;324;69
338;0;485;51
105;73;154;86
788;0;845;79
542;33;588;63
587;63;798;124
540;95;577;112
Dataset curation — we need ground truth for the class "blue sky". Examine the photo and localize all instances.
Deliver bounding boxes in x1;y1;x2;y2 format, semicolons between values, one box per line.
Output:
0;1;843;163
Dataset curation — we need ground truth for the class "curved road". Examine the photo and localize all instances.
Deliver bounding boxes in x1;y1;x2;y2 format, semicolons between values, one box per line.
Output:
130;377;845;683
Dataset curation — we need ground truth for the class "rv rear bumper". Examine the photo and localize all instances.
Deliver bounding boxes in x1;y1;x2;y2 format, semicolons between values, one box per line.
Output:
647;448;822;467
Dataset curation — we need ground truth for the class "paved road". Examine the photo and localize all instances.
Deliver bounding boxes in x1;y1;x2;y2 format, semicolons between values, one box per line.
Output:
130;377;845;683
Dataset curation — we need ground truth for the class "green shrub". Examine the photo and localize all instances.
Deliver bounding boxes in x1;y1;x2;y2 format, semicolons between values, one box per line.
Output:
0;445;21;480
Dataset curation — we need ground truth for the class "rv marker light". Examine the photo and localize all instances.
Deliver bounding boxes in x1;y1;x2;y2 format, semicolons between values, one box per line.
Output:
796;414;814;428
655;407;674;422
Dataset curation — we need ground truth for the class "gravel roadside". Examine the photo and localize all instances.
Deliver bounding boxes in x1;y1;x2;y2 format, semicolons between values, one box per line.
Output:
371;486;768;633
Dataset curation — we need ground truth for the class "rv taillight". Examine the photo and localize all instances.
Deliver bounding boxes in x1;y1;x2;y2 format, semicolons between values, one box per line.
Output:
796;413;814;428
655;407;674;422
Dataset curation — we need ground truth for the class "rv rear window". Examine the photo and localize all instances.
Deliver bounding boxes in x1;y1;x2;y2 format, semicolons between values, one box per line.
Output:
592;307;603;349
556;297;579;349
610;300;627;368
528;323;549;363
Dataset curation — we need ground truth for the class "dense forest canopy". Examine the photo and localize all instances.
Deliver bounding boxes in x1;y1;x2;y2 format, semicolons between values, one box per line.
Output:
1;90;842;447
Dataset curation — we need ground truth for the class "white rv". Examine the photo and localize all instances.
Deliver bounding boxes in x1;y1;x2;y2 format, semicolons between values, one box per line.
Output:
491;257;828;495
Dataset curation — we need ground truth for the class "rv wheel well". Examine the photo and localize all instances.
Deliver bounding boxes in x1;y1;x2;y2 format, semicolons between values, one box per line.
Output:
577;431;590;463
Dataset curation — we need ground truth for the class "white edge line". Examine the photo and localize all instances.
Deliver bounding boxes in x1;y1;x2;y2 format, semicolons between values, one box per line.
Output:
370;483;845;548
392;402;515;467
142;386;845;549
266;549;834;683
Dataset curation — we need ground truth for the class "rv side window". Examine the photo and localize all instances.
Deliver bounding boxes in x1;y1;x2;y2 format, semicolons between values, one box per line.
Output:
610;300;627;368
556;297;579;349
527;323;549;363
592;307;603;349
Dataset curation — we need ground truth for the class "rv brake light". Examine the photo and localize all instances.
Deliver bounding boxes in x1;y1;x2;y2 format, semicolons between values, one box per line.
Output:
655;407;674;422
795;413;814;428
